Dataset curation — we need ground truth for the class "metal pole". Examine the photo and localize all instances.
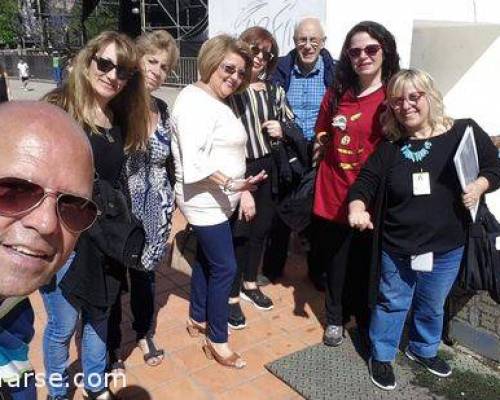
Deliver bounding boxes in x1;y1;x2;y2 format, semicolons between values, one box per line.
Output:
176;0;180;39
140;0;146;32
35;0;45;49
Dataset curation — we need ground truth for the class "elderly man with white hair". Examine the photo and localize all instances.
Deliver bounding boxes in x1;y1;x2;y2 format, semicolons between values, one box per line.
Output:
264;17;337;290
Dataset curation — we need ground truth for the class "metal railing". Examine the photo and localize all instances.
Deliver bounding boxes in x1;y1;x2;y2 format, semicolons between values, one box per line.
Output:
1;52;53;81
1;52;198;87
166;57;198;87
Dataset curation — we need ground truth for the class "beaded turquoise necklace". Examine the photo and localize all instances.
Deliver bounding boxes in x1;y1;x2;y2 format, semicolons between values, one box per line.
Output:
401;140;432;163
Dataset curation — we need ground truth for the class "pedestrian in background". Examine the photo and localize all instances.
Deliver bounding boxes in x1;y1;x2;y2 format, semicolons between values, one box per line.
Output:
52;51;63;87
17;58;30;91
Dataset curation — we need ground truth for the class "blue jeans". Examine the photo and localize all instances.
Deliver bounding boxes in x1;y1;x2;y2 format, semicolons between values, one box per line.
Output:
40;254;108;396
370;246;463;362
190;220;237;343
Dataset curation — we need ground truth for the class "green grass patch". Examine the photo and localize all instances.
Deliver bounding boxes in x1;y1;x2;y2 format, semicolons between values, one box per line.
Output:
406;351;500;400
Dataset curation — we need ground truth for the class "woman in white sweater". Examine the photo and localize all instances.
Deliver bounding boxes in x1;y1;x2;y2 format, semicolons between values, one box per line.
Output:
171;34;266;369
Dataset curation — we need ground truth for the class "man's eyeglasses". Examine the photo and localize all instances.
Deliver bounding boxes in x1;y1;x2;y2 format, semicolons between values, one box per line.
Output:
92;56;134;81
295;36;324;49
219;62;246;80
250;45;275;62
0;177;99;233
347;44;382;59
388;91;426;109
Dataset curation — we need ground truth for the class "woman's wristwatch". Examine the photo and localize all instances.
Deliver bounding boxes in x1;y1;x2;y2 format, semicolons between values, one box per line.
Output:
222;177;235;194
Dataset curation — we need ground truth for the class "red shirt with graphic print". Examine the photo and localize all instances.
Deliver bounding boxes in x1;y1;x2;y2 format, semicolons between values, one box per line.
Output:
313;86;386;224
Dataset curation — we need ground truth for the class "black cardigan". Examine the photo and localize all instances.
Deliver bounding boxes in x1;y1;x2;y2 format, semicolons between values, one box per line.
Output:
348;118;500;307
59;125;127;318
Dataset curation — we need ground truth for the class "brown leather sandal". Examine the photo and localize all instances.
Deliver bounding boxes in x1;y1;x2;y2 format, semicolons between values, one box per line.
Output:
186;318;206;337
202;339;246;369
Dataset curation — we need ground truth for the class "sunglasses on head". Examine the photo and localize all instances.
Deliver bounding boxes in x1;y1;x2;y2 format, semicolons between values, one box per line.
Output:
219;62;246;80
92;56;134;81
388;91;426;109
0;177;99;233
250;45;275;62
347;44;382;59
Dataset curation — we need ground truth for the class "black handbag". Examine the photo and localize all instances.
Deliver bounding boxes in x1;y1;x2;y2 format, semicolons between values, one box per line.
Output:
458;201;500;303
277;168;316;232
87;176;146;270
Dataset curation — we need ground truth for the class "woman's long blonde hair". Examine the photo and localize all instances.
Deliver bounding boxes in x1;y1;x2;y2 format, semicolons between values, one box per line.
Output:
382;69;454;142
43;31;150;152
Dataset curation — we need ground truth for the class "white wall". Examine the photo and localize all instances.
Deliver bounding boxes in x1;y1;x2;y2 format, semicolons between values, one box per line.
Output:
208;0;500;217
208;0;326;55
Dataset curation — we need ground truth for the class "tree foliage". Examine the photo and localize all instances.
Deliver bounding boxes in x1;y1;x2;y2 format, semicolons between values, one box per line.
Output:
0;0;21;47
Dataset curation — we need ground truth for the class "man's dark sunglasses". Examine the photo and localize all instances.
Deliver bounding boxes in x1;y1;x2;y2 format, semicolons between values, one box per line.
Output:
92;56;134;80
0;177;99;233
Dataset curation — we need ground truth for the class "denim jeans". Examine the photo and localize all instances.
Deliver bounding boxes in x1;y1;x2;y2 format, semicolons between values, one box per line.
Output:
190;220;237;343
40;254;108;396
108;269;156;359
370;246;463;362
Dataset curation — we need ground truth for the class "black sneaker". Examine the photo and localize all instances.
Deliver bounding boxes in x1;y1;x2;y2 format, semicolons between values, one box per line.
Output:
228;302;247;330
369;357;396;390
405;348;452;377
240;287;274;310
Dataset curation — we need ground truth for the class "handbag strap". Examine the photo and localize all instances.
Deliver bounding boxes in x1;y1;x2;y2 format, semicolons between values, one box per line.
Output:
265;82;277;121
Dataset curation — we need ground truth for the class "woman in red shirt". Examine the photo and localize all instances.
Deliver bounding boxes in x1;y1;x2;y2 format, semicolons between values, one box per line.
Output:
313;21;400;347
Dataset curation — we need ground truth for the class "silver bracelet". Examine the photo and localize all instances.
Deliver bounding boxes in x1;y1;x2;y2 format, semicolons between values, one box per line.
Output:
222;178;234;194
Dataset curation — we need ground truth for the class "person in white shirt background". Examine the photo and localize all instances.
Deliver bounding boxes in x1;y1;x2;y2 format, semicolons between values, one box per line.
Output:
17;59;30;91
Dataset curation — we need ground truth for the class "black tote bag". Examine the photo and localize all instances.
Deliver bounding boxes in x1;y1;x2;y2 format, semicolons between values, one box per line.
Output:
458;202;500;303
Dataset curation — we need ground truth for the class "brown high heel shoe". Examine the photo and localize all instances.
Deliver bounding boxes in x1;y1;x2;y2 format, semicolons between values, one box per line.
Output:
202;339;246;369
186;318;206;337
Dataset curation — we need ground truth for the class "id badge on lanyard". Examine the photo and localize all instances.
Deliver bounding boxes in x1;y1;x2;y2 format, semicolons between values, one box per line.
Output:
412;171;431;196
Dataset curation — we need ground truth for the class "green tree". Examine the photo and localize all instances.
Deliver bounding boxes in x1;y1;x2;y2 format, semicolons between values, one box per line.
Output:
0;0;21;47
66;0;118;45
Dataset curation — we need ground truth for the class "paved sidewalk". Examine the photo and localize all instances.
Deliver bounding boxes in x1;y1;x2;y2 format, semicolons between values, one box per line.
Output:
9;77;499;399
30;211;320;399
6;78;181;108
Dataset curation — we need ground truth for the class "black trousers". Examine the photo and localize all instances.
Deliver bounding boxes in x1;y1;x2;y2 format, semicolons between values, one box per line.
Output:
262;215;325;281
107;269;156;359
316;218;372;327
261;139;321;281
230;156;279;297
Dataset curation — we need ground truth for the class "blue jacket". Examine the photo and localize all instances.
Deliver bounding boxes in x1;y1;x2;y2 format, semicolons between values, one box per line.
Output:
270;48;337;92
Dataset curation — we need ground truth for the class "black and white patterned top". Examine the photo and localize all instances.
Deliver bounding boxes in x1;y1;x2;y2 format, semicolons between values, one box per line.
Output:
124;97;175;271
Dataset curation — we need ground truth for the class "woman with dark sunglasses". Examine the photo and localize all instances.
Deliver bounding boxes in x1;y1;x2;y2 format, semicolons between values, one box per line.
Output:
106;30;179;373
313;21;400;349
225;26;302;329
171;34;266;369
40;31;149;400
